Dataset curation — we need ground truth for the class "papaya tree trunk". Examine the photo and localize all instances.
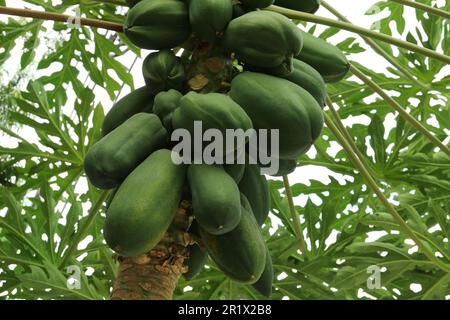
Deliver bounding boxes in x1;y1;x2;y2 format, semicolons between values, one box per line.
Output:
111;206;191;300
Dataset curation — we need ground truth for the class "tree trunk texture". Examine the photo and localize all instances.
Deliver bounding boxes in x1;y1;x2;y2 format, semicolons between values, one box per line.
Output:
110;205;192;300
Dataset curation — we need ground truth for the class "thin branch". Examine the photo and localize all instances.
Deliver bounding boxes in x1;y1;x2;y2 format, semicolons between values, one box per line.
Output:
321;1;430;90
324;114;450;272
93;0;127;6
282;175;309;258
325;96;379;178
390;0;450;20
59;190;110;268
0;6;123;33
266;5;450;65
349;64;450;157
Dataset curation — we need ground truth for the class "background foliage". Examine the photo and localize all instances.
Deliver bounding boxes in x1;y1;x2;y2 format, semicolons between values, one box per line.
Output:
0;0;449;300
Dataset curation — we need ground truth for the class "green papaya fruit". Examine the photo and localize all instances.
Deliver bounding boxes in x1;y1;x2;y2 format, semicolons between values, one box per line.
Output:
232;4;253;18
104;149;186;257
283;59;327;107
102;86;154;136
230;72;324;159
200;205;266;284
84;113;168;189
272;158;297;176
189;0;233;42
238;164;270;226
240;0;275;8
105;187;119;210
297;30;350;83
224;163;245;184
188;164;241;235
172;92;253;158
153;89;183;132
275;0;320;13
183;243;209;280
252;248;273;297
142;50;186;94
222;11;303;76
124;0;191;50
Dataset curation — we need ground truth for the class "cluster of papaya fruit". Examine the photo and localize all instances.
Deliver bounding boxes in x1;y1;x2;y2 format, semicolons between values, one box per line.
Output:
84;0;349;297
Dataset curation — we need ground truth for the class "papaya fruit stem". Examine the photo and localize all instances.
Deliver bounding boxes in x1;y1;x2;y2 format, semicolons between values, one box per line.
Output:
0;6;124;33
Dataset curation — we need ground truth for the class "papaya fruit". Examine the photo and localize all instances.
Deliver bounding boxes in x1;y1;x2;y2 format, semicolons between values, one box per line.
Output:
282;59;327;107
124;0;190;50
240;0;275;8
222;11;303;76
142;50;186;94
232;4;253;18
188;164;241;235
199;205;266;284
230;72;324;159
271;158;297;176
105;187;119;210
171;92;253;158
183;243;209;280
153;89;182;132
275;0;320;13
189;0;233;43
84;113;168;189
104;149;186;257
297;30;350;83
224;163;245;184
102;86;154;136
238;164;270;226
252;248;273;297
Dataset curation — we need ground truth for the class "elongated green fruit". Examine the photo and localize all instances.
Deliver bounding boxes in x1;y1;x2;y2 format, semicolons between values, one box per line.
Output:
224;163;245;183
283;59;327;107
189;0;233;42
275;0;320;13
230;72;324;159
153;89;183;132
188;164;241;235
297;30;350;83
222;11;303;75
200;205;266;284
238;164;270;226
104;149;186;257
85;113;168;189
124;0;190;50
142;50;186;94
183;243;209;280
252;248;273;297
102;87;154;136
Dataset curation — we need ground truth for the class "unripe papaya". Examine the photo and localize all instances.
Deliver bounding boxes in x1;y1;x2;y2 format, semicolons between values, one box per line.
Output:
142;50;186;94
189;0;233;43
84;113;168;189
183;243;209;280
241;0;275;8
102;86;154;136
297;30;350;83
153;89;183;132
104;149;186;257
283;59;327;107
188;164;241;235
224;163;245;184
124;0;190;50
272;159;297;176
200;205;266;284
275;0;320;13
238;164;270;226
252;248;273;297
230;72;324;159
222;11;303;76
